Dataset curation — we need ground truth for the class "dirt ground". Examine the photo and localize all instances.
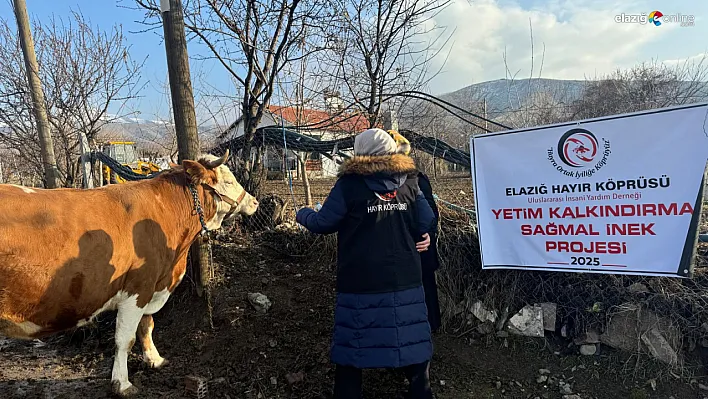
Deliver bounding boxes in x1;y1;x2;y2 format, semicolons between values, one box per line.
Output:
0;231;706;399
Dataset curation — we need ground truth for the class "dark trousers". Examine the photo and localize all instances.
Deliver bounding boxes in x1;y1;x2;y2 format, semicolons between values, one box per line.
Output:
333;361;433;399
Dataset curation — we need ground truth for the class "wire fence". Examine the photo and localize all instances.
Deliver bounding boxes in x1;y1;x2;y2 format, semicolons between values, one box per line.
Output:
215;129;708;376
92;126;708;376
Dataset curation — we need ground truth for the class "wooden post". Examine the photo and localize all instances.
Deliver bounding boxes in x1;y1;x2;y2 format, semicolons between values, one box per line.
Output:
78;132;93;189
383;108;399;132
160;0;209;297
13;0;60;189
161;0;200;161
0;159;4;184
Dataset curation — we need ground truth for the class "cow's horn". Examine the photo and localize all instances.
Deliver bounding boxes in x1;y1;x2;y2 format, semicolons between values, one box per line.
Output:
207;149;229;168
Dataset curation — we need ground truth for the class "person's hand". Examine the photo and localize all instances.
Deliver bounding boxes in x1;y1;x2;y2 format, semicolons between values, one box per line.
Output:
416;233;430;252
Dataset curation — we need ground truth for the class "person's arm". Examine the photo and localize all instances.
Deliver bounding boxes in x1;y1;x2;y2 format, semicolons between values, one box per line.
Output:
296;179;348;235
417;173;439;221
415;189;436;236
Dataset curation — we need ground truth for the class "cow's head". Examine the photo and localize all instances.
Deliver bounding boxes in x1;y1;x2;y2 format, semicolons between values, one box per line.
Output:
181;150;259;230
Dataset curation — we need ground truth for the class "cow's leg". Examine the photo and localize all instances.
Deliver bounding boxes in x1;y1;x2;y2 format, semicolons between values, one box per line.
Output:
111;298;144;397
137;315;167;368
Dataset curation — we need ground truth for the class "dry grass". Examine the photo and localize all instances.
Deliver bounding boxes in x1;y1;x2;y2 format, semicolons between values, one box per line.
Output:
247;176;708;375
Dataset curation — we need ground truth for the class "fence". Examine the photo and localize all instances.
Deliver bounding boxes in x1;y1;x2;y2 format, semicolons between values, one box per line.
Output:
86;126;708;375
213;127;708;374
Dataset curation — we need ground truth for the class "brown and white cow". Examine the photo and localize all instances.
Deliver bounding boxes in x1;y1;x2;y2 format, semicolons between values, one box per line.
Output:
0;150;257;396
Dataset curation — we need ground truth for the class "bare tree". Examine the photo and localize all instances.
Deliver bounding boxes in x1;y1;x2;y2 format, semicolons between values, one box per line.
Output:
0;11;144;187
571;56;708;120
134;0;330;194
316;0;453;128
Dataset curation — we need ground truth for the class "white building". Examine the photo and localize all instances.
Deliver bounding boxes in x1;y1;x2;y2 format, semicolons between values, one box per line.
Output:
219;104;378;178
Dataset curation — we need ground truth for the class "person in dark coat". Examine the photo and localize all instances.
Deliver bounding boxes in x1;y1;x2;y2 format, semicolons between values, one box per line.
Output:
386;130;442;333
416;171;442;332
296;128;437;399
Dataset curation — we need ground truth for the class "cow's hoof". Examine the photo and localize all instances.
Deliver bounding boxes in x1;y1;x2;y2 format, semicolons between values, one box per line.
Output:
111;380;139;397
147;357;169;369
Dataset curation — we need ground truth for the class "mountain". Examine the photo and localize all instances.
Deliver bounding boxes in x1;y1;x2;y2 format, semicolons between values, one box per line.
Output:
437;78;587;116
98;117;222;155
398;77;708;143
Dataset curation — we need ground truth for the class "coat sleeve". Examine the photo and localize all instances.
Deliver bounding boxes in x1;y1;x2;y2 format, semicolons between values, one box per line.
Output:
417;172;440;221
296;178;348;235
415;188;436;237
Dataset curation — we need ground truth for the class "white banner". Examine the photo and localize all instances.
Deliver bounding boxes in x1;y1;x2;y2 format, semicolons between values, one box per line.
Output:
470;104;708;277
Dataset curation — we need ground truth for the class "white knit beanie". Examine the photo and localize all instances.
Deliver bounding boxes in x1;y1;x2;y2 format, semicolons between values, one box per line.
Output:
353;128;397;156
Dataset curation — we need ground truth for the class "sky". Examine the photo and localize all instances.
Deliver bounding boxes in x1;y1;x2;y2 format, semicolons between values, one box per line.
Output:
0;0;706;124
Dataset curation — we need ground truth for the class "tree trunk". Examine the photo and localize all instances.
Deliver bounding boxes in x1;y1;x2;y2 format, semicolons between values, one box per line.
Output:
162;0;200;162
13;0;60;189
161;0;208;297
298;152;312;207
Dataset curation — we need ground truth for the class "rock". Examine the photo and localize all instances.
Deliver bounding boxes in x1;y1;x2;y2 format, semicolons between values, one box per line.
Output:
559;382;573;394
574;329;600;345
562;395;582;399
248;293;272;314
600;303;682;366
470;301;498;323
508;305;544;338
628;283;649;293
440;380;446;386
699;383;708;391
539;369;551;375
285;372;305;385
495;381;502;389
539;302;557;331
641;328;679;365
270;377;277;385
537;375;548;383
579;344;597;356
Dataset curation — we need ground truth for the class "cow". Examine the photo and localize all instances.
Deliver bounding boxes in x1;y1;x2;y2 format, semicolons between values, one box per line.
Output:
0;150;258;396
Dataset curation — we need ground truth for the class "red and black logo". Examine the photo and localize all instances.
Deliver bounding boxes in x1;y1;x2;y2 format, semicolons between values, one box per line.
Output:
557;128;599;168
547;127;610;178
374;190;398;201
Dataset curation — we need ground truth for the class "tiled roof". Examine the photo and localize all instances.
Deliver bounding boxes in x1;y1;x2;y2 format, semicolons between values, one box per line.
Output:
267;105;382;134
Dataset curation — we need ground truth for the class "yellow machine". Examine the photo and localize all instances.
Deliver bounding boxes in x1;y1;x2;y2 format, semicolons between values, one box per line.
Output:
101;141;161;184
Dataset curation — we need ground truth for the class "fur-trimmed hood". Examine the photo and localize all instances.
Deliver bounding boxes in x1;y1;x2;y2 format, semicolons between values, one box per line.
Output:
338;154;418;194
338;154;417;177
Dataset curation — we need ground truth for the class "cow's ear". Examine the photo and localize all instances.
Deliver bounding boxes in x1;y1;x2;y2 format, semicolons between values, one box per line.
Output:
168;161;179;168
183;160;208;184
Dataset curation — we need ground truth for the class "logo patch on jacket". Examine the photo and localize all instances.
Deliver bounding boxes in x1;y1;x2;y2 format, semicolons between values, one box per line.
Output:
374;190;397;201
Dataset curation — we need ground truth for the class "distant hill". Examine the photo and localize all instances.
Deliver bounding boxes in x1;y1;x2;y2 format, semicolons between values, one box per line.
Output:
97;116;223;156
437;78;587;116
398;77;708;143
